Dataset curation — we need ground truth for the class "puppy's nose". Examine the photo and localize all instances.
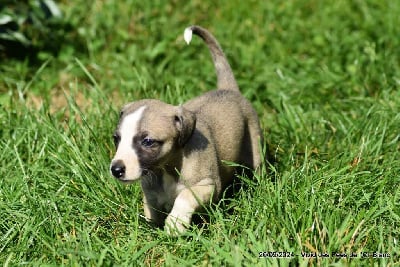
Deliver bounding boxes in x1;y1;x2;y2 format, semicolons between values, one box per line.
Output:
111;160;126;178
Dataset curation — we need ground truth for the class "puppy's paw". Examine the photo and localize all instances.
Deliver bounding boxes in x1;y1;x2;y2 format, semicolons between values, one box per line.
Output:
165;214;190;235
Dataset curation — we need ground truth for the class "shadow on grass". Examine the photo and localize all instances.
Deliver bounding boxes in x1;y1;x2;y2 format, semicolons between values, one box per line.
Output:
0;1;86;62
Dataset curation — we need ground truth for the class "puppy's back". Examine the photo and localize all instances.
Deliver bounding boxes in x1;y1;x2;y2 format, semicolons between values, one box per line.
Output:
183;25;262;181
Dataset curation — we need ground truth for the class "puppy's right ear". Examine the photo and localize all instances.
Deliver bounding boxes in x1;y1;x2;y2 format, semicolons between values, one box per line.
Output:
120;103;132;117
174;106;196;146
119;102;136;119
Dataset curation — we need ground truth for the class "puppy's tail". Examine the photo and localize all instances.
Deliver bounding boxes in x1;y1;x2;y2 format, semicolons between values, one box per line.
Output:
184;25;239;91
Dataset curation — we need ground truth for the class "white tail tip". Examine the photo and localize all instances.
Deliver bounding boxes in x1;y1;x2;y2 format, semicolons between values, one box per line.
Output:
184;27;193;44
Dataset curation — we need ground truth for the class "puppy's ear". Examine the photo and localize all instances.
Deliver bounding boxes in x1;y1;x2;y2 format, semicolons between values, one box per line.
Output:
175;106;196;146
119;103;133;118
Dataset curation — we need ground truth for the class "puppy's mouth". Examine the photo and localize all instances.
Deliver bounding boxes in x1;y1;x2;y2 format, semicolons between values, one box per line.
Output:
113;175;142;184
117;178;136;184
114;170;155;184
120;170;151;181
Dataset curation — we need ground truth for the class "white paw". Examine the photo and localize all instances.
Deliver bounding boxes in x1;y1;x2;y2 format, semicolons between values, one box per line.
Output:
165;214;190;235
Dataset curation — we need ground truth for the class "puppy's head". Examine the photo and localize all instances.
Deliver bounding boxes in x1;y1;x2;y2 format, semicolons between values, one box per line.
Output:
110;100;195;182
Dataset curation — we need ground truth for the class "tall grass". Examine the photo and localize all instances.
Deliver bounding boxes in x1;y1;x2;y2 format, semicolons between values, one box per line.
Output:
1;0;399;265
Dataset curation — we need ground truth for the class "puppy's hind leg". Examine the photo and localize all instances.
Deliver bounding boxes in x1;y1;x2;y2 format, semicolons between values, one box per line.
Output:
240;107;262;171
248;116;262;170
165;179;215;235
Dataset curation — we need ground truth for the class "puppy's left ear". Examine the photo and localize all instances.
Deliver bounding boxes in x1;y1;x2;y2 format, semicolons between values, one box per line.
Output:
175;106;196;146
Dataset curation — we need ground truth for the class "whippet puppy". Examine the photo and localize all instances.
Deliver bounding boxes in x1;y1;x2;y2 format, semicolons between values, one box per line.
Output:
110;25;262;234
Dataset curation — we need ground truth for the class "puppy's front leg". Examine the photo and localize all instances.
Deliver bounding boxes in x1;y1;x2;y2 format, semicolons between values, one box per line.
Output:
143;194;166;226
165;178;215;235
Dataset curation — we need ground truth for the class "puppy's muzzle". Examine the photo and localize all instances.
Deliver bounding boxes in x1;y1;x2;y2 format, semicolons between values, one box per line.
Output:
110;160;126;179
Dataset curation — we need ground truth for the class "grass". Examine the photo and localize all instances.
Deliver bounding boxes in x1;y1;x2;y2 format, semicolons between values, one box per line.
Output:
1;0;399;266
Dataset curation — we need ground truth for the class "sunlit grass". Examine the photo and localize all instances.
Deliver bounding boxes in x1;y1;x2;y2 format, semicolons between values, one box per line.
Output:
1;0;399;265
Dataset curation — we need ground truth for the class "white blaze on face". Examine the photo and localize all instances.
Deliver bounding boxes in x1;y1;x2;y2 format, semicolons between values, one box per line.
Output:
112;105;146;181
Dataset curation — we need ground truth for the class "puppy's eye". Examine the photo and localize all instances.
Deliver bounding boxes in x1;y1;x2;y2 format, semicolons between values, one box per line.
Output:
141;137;159;148
113;133;121;146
